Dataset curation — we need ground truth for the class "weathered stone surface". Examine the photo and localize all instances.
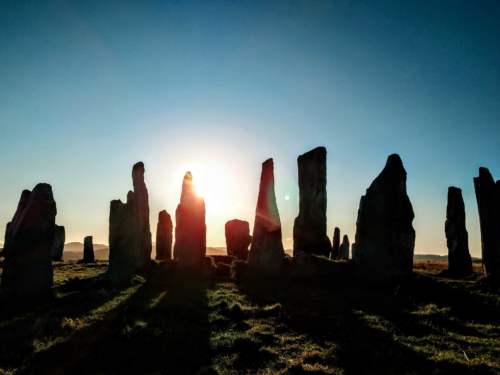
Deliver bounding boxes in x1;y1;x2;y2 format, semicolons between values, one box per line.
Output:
173;172;206;267
339;235;350;260
248;159;285;273
225;219;251;260
474;167;500;283
353;154;415;281
132;162;152;268
293;147;331;258
446;187;472;277
50;225;65;261
331;227;340;259
82;236;95;263
1;184;56;298
156;210;173;260
108;194;138;284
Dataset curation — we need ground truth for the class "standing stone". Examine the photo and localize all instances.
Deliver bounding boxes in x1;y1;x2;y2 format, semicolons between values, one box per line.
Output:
50;225;65;261
173;172;206;267
82;236;95;263
225;219;252;260
331;227;341;259
339;235;350;260
474;167;500;283
1;184;56;298
353;154;415;281
293;147;331;258
156;210;173;260
108;193;138;284
445;187;472;277
248;159;285;273
132;162;152;268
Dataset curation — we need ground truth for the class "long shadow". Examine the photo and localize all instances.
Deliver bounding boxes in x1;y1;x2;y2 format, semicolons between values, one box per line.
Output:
58;269;212;374
237;272;495;374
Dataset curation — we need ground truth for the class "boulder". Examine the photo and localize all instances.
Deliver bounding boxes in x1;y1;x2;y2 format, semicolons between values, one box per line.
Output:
353;154;415;281
156;210;173;260
331;227;340;259
225;219;251;260
293;147;331;258
1;184;56;298
50;225;65;261
82;235;95;263
248;159;285;273
173;172;206;267
445;187;472;277
474;167;500;283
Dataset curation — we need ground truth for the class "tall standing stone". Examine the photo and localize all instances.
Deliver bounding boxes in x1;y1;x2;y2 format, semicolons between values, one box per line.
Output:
474;167;500;283
225;219;251;260
339;234;350;260
173;172;206;267
293;147;331;258
82;236;95;263
445;187;472;277
132;162;152;268
353;154;415;281
248;159;285;273
108;193;138;284
156;210;173;260
50;225;65;261
1;184;56;298
331;227;341;259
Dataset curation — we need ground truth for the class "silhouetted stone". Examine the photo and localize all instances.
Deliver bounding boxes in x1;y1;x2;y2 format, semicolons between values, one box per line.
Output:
3;189;31;253
339;235;350;260
156;210;173;260
82;236;95;263
50;225;65;261
445;187;472;277
173;172;206;267
225;219;251;260
353;154;415;281
132;162;152;268
108;194;138;284
1;184;56;298
248;159;285;273
293;147;331;259
331;227;341;259
474;167;500;283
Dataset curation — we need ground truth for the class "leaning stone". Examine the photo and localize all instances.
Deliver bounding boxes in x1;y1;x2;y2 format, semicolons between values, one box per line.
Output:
248;159;285;273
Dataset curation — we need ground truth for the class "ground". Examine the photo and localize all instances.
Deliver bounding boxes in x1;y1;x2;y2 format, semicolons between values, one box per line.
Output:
0;259;498;375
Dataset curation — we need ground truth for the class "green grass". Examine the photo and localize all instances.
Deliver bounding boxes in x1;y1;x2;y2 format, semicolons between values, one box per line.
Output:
0;259;498;374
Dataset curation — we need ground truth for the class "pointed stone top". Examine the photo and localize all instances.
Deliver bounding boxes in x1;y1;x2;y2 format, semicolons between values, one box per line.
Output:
448;186;462;196
133;161;145;172
334;227;340;233
342;234;349;242
262;158;274;168
477;167;494;181
33;183;54;197
132;162;145;187
298;146;326;160
386;153;404;170
368;154;407;194
180;171;202;204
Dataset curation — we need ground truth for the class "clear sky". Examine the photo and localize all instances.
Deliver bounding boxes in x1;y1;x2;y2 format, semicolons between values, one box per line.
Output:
1;0;499;256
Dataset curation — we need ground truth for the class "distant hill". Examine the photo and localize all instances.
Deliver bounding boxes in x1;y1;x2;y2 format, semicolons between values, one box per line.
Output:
415;254;482;263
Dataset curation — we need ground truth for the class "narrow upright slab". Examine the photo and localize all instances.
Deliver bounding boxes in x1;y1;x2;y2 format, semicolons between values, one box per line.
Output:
173;172;206;267
50;225;65;261
225;219;252;260
1;184;56;298
339;234;350;260
108;194;138;284
248;159;285;273
293;147;331;258
353;154;415;281
474;167;500;283
156;210;173;260
446;187;472;277
82;235;95;263
331;227;341;259
132;162;152;268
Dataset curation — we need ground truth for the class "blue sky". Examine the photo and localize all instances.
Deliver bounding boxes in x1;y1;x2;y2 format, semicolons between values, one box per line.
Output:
1;0;499;255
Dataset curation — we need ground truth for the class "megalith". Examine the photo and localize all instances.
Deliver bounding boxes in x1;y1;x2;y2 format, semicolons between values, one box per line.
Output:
82;235;95;263
331;227;341;259
156;210;173;260
225;219;252;260
50;225;65;261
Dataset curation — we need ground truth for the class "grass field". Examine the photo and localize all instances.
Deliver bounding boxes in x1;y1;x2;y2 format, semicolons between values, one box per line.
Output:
0;259;498;374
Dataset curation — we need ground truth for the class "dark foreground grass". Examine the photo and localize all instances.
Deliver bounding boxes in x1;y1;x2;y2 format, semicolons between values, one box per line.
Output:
0;259;498;374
